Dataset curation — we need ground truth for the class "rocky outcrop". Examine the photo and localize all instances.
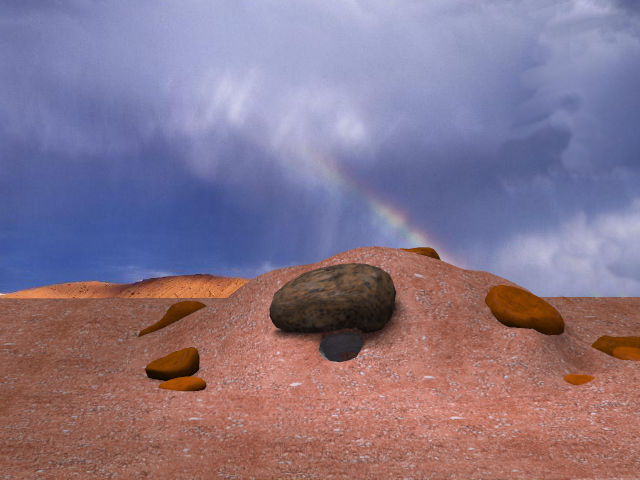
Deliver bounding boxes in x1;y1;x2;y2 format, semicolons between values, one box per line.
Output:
269;263;396;333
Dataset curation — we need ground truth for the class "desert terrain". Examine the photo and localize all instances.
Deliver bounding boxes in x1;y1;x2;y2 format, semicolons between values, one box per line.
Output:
1;246;638;479
0;273;250;299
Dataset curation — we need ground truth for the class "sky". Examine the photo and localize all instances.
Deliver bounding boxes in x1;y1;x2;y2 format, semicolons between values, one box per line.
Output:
1;0;640;297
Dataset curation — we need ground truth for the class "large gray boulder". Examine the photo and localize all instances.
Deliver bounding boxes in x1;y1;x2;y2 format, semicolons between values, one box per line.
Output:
269;263;396;333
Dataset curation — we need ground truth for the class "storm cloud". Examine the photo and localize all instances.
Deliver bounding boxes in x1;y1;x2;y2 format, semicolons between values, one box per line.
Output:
1;0;639;296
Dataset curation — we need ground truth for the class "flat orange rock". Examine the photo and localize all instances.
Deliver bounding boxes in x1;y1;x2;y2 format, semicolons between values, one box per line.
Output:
563;373;595;385
1;246;638;479
591;334;640;356
485;284;565;335
138;301;206;336
159;376;207;391
400;246;441;259
145;346;200;380
612;345;640;360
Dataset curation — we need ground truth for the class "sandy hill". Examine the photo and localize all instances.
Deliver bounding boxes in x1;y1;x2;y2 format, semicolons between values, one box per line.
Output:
0;274;250;298
1;246;638;479
1;246;639;479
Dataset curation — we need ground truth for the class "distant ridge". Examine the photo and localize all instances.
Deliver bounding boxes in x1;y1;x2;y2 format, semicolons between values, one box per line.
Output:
0;274;250;299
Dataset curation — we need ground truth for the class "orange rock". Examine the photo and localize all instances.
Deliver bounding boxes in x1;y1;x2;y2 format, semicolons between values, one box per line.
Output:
591;335;640;357
159;376;206;391
612;346;640;361
400;247;440;260
138;300;206;336
145;347;200;381
564;374;594;385
485;285;565;335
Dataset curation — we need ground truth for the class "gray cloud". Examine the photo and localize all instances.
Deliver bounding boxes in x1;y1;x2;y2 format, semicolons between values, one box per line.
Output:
614;0;640;14
0;0;84;15
1;0;639;295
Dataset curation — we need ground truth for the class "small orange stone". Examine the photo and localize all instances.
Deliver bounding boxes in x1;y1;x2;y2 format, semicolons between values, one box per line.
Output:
159;376;206;391
400;247;440;260
485;285;565;335
612;346;640;361
564;374;594;385
592;335;640;357
139;300;206;336
145;347;200;381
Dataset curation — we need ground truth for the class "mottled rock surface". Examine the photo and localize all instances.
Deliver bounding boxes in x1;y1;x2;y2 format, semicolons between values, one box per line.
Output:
269;263;396;333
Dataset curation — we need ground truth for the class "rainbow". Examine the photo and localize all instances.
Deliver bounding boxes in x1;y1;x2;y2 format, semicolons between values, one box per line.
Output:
303;146;467;267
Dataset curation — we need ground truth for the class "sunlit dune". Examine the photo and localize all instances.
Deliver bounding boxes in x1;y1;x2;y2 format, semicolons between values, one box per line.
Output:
0;274;250;298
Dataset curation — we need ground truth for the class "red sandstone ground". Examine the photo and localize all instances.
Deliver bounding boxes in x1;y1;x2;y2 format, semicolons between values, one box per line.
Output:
1;246;639;479
0;274;250;299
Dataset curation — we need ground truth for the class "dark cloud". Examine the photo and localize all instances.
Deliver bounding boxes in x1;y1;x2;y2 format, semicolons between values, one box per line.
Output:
1;1;640;295
0;0;82;15
496;125;572;181
607;258;640;281
614;0;640;13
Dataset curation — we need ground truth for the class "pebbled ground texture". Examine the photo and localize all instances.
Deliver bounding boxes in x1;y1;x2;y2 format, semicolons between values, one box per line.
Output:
1;246;639;479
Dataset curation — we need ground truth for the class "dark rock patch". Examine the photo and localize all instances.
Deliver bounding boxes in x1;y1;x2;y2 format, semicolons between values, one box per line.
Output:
319;330;364;362
270;263;396;333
